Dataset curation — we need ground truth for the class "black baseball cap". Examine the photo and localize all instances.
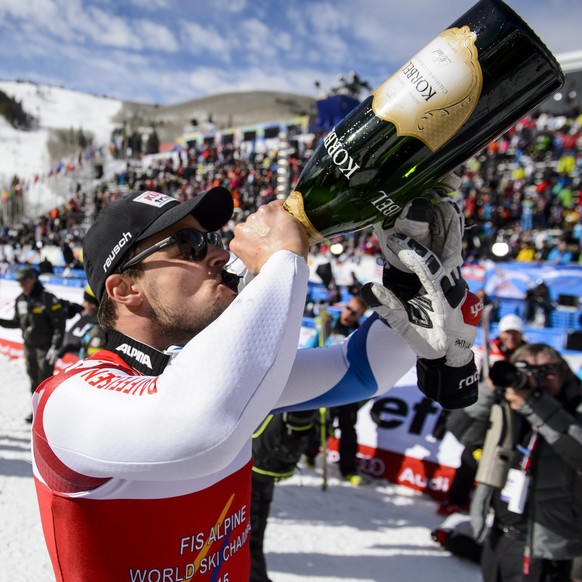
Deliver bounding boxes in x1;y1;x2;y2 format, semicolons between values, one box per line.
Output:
83;188;233;302
16;266;38;281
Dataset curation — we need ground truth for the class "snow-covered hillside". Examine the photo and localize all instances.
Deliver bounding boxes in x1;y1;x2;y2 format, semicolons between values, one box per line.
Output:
0;80;122;182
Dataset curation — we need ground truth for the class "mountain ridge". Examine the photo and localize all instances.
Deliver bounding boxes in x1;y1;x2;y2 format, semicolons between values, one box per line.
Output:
0;80;317;183
1;79;316;140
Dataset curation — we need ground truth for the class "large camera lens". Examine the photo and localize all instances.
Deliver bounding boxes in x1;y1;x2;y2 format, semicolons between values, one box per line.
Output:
489;360;529;390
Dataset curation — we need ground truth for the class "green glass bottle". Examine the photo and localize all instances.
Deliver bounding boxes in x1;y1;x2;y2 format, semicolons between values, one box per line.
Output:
284;0;564;242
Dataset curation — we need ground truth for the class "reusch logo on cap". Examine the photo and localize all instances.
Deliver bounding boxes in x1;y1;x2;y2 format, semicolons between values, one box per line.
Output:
103;232;133;272
134;191;176;208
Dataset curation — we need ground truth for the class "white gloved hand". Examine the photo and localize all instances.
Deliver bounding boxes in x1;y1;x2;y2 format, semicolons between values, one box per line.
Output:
45;345;59;365
366;174;481;409
361;234;482;409
364;233;479;366
374;173;465;278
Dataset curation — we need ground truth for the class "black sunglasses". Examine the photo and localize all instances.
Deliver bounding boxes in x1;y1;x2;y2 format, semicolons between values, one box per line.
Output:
121;228;224;271
514;361;561;377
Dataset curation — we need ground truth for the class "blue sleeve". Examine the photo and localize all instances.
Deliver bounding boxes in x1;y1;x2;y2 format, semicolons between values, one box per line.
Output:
274;314;379;412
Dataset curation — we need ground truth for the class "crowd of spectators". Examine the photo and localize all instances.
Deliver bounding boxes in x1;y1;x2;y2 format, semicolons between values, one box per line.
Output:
1;105;581;582
1;109;582;270
459;111;582;264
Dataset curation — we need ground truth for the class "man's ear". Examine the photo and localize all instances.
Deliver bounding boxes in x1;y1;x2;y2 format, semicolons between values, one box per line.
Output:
104;274;142;306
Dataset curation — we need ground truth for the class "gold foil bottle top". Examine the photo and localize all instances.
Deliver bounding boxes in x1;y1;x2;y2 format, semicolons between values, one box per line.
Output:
372;26;483;152
283;191;325;243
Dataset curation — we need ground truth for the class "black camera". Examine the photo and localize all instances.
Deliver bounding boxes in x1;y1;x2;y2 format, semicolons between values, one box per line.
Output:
488;360;529;391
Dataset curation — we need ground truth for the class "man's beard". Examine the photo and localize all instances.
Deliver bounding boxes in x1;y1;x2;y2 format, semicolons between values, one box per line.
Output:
145;293;228;346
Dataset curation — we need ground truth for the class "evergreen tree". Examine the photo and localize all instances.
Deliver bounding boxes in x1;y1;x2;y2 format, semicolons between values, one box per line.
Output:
0;90;34;129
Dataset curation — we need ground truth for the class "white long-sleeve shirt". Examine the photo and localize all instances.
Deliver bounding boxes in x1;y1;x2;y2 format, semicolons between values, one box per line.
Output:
32;251;416;582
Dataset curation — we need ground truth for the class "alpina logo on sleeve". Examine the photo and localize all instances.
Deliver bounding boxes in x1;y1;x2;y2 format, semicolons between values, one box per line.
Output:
134;191;177;208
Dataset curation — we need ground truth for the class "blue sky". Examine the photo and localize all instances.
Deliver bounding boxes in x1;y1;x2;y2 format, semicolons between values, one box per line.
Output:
1;0;580;105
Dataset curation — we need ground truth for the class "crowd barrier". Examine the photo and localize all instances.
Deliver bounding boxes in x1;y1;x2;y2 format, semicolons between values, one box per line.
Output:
2;268;86;288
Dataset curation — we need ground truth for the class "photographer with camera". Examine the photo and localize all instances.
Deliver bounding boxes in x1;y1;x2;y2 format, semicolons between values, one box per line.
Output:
469;343;582;582
438;314;528;517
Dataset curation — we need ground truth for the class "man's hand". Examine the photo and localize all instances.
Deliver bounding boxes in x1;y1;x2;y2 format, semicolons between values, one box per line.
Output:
363;233;480;364
229;201;309;275
504;387;530;411
362;233;482;409
45;345;59;365
374;174;465;284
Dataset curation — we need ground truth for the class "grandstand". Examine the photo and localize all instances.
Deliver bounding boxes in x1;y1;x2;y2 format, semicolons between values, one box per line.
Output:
113;90;318;148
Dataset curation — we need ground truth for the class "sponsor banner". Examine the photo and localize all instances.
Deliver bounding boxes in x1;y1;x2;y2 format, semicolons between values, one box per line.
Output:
328;440;457;500
328;353;581;497
470;260;582;301
344;366;463;500
0;338;25;360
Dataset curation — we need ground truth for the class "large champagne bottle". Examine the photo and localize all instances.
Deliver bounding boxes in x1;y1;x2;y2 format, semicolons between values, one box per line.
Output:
284;0;564;242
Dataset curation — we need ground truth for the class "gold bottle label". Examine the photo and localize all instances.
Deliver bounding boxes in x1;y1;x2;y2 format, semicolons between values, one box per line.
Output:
283;191;325;243
372;26;483;152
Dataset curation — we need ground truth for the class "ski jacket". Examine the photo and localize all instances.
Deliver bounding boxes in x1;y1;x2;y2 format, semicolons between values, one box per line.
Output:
252;411;317;482
487;337;512;364
58;313;105;359
31;251;416;582
474;336;525;375
79;318;106;358
471;377;582;560
0;281;66;348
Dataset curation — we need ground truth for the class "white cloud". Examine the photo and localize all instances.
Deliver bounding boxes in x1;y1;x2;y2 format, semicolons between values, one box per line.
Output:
273;30;293;53
183;61;327;100
0;0;579;106
212;0;247;13
283;5;309;40
126;0;173;11
188;67;230;94
303;1;348;34
0;0;59;21
180;21;232;60
236;18;280;64
133;19;180;52
280;3;352;70
77;6;139;49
